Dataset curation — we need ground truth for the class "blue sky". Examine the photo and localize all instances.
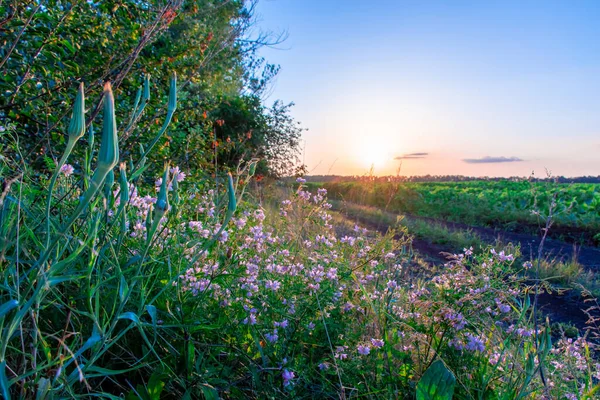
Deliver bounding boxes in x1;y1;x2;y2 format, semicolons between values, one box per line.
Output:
256;0;600;177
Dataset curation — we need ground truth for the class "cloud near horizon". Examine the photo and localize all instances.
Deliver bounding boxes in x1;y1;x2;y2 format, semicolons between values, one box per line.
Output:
395;152;429;160
462;156;524;164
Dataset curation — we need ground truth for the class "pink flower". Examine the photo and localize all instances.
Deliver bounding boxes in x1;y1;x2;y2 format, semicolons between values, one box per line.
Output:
169;166;186;182
60;164;74;177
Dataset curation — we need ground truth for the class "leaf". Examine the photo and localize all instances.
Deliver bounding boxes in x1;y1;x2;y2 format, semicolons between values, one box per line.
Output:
0;300;18;318
416;360;456;400
146;305;157;325
0;361;11;400
35;377;50;400
119;275;129;303
61;39;76;54
118;312;139;324
147;370;166;400
199;384;219;400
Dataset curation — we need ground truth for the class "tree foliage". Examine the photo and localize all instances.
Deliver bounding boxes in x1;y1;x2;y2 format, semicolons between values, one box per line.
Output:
0;0;304;177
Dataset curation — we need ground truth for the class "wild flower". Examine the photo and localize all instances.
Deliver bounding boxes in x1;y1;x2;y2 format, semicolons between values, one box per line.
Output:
155;177;174;191
489;352;501;365
242;314;257;325
357;344;371;355
60;163;74;176
282;369;295;387
274;320;289;328
318;363;329;370
296;177;306;184
265;330;279;343
265;280;281;291
495;298;511;313
465;334;485;352
370;339;384;348
169;165;186;182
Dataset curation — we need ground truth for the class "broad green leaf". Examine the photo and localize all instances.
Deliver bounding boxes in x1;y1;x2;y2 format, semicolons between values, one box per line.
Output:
200;384;219;400
416;360;456;400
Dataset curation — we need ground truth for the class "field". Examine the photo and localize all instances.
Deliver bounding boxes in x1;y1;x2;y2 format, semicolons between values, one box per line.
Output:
3;2;600;398
309;180;600;246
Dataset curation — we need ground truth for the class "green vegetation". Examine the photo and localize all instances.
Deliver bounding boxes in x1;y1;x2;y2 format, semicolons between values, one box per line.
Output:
330;198;600;298
1;0;304;178
329;199;485;255
3;139;600;396
311;180;600;245
1;2;599;398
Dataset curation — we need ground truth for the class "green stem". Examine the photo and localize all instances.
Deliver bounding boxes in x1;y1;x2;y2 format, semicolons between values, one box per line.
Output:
44;138;77;251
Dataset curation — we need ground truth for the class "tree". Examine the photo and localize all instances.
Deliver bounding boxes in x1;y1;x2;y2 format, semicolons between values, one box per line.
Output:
0;0;303;178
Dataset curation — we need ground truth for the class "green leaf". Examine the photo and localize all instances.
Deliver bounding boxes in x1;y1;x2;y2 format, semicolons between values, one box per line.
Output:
147;370;166;400
119;275;129;303
35;377;50;400
0;300;18;318
0;360;11;400
416;360;456;400
146;305;157;325
199;384;219;400
118;312;139;324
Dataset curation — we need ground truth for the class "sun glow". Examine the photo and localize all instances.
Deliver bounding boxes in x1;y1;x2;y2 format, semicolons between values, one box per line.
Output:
358;141;389;169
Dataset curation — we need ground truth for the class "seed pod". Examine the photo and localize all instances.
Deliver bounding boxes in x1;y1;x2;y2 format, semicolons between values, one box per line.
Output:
68;82;86;140
145;166;170;245
172;178;180;216
136;72;177;159
97;82;119;172
173;176;180;204
168;72;177;112
118;163;129;234
119;162;129;204
227;172;236;214
248;161;257;177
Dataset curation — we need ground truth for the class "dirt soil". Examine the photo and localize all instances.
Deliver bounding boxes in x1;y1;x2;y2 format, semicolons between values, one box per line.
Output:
334;202;600;333
408;214;600;270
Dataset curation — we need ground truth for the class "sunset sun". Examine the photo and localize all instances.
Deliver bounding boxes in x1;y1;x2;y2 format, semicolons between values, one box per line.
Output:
358;141;389;169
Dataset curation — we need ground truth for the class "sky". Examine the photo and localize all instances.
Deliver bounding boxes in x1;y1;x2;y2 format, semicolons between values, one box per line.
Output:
255;0;600;177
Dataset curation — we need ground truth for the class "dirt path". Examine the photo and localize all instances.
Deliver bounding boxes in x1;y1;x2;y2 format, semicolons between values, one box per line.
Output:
333;202;598;333
406;213;600;270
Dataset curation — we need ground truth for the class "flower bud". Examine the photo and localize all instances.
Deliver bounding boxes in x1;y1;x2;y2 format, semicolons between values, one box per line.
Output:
68;82;85;140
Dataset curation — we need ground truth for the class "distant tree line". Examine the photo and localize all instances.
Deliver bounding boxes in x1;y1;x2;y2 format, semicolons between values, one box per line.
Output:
304;175;600;184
